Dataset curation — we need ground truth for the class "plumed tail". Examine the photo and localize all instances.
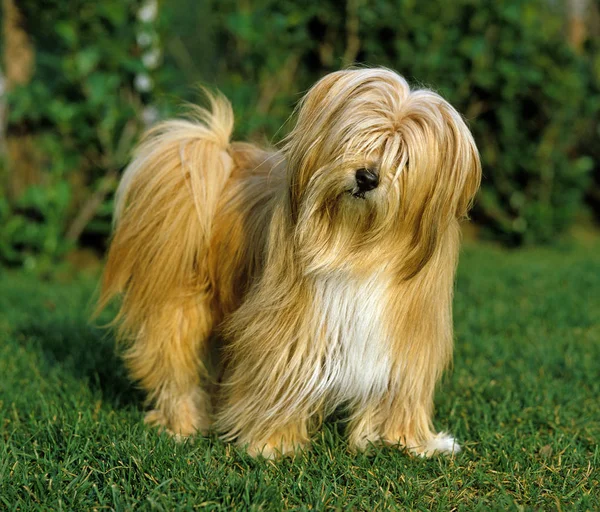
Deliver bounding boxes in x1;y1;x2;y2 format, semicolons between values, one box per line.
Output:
96;92;234;340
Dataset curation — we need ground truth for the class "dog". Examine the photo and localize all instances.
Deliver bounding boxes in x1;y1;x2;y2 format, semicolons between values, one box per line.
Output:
97;67;481;458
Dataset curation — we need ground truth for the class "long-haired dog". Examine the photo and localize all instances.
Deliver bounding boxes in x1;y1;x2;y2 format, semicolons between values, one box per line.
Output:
98;67;481;458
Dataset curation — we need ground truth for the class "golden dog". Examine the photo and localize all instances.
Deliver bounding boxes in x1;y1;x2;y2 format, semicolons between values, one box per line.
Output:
98;67;481;458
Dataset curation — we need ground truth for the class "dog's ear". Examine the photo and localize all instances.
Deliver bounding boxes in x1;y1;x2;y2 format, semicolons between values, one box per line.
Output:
397;93;481;278
283;71;353;221
447;108;482;221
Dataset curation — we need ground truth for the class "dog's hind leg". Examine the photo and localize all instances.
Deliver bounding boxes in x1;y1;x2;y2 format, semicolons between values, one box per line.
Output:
95;92;235;437
126;294;214;438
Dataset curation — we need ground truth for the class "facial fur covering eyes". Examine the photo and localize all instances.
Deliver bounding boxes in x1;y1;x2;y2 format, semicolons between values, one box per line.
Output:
97;67;481;458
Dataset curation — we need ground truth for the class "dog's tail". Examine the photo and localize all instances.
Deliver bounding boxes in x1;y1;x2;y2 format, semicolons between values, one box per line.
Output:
96;92;234;341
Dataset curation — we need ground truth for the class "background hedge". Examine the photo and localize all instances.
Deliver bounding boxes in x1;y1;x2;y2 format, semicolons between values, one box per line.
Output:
1;0;599;269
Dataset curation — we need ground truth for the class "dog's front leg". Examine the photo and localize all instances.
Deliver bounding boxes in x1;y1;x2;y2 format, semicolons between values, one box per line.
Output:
378;378;461;457
348;230;462;456
244;421;312;459
347;373;460;457
217;369;314;458
216;317;319;457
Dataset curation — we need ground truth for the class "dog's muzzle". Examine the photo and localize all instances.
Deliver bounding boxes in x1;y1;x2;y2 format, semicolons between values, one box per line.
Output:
354;168;379;197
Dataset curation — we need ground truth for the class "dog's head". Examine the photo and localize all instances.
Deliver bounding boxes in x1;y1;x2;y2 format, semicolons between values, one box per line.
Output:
283;68;481;277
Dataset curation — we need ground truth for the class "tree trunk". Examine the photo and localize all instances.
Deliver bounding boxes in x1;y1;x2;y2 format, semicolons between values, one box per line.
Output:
567;0;588;52
2;0;39;201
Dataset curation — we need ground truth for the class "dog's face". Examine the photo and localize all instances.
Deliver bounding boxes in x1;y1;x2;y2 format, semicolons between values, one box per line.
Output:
283;68;481;277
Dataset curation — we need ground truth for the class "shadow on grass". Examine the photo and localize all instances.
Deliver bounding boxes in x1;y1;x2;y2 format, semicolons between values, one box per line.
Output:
17;318;144;409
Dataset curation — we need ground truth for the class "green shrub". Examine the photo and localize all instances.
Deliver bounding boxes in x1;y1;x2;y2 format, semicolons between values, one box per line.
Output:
582;39;600;221
2;0;598;267
2;0;153;268
203;0;597;245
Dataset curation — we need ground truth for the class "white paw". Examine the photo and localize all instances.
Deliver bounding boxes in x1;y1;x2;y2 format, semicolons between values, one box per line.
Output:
422;432;461;457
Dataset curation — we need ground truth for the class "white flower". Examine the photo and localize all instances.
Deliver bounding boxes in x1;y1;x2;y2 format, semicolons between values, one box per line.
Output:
142;48;161;70
134;73;153;93
137;31;153;48
142;106;160;126
138;0;158;23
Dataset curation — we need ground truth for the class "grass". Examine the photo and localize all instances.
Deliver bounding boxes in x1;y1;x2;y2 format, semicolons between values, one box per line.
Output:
1;240;599;510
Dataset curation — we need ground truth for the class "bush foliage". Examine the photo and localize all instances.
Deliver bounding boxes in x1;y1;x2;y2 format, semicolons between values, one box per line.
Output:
1;0;599;267
2;0;150;269
207;0;597;245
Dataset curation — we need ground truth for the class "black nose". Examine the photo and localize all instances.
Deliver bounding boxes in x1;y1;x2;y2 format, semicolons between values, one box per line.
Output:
355;168;379;192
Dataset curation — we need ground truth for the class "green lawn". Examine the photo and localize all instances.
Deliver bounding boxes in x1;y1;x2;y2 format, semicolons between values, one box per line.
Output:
1;241;599;510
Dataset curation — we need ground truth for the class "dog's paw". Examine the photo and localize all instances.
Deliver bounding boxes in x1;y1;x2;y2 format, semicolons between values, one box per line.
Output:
144;409;175;434
418;432;461;457
348;430;382;453
144;409;185;440
383;431;461;457
144;406;210;441
245;439;308;459
244;427;310;459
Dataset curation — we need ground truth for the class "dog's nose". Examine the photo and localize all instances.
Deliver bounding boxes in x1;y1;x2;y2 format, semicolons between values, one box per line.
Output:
355;168;379;192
